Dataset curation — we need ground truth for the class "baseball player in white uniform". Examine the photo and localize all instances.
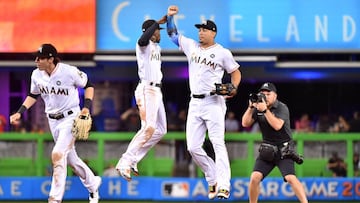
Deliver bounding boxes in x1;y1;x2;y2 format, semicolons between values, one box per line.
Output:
166;6;242;200
9;44;101;203
116;17;168;181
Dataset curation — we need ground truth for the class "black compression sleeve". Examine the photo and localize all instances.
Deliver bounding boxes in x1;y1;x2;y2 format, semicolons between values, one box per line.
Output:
28;93;40;99
138;22;158;46
84;98;92;109
17;105;27;114
84;80;94;89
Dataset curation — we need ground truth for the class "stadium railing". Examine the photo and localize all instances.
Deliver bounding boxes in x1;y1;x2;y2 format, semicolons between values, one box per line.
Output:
0;132;358;177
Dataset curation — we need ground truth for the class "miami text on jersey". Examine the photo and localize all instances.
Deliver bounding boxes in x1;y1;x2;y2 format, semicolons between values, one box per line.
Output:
150;51;161;61
190;54;219;69
39;86;69;95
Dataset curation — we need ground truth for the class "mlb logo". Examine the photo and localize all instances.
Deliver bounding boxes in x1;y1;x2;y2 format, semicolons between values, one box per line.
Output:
162;181;190;198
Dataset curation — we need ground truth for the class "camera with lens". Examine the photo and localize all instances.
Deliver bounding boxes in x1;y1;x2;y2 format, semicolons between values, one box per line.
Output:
249;92;266;103
283;151;304;165
280;142;304;165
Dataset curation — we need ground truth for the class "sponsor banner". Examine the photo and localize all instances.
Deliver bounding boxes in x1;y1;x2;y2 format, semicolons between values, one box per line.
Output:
96;0;360;51
0;0;95;53
0;177;360;201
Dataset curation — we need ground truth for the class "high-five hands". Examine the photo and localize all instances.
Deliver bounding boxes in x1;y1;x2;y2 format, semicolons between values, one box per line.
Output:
167;5;178;16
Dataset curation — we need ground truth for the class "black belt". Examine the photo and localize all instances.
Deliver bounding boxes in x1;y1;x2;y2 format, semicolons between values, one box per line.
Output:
139;80;162;88
48;110;73;120
192;94;206;99
151;82;161;88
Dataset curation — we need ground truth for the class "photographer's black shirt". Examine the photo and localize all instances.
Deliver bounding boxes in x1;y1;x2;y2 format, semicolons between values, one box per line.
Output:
252;100;292;145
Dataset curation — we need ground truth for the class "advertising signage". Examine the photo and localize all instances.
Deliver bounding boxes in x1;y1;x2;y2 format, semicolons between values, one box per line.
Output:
96;0;360;52
0;177;359;201
0;0;95;53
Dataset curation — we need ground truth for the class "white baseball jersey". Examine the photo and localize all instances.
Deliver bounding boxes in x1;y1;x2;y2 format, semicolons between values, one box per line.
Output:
136;40;163;83
30;62;88;114
178;35;239;95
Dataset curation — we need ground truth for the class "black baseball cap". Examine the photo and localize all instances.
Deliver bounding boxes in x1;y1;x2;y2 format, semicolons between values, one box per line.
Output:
195;20;217;32
142;19;164;32
34;43;57;58
259;82;277;93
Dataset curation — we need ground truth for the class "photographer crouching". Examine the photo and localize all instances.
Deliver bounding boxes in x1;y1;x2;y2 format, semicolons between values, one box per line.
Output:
241;82;308;203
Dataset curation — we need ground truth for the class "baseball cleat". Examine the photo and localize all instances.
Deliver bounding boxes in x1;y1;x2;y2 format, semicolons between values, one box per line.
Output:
116;160;132;181
117;166;132;181
131;165;139;176
89;176;102;203
208;183;218;200
217;188;230;199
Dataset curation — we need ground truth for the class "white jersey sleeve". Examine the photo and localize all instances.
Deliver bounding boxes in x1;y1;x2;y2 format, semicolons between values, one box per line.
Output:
221;48;240;74
178;35;197;56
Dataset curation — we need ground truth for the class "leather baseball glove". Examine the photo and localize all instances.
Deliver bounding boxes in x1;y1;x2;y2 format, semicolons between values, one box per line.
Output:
72;113;92;140
212;83;236;96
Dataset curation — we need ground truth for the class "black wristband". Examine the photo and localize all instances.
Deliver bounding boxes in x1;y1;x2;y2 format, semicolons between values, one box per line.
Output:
84;98;92;109
17;105;27;114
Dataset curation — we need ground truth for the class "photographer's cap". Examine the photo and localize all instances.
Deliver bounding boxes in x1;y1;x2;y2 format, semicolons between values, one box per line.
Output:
34;43;57;58
259;82;277;93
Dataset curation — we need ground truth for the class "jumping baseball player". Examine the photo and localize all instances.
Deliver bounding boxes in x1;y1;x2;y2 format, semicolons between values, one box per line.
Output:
166;6;242;200
9;44;101;203
116;17;168;181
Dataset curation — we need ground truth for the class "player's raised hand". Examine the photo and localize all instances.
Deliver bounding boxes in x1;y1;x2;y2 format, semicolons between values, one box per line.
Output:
157;15;167;24
167;5;178;16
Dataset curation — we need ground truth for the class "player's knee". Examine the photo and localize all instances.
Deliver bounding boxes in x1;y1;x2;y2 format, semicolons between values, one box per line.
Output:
51;151;63;161
51;151;63;164
210;142;225;153
187;146;201;156
144;126;155;139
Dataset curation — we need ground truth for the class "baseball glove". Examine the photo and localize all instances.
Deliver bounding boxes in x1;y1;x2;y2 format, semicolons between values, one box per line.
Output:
212;83;236;96
72;113;92;140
